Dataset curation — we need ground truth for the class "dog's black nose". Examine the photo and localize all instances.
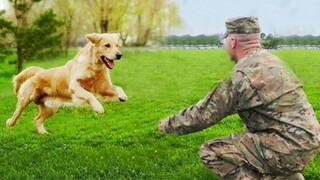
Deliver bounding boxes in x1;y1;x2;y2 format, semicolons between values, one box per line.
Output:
116;53;122;60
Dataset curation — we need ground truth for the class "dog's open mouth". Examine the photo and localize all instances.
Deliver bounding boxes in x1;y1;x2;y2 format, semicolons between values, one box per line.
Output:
101;56;114;69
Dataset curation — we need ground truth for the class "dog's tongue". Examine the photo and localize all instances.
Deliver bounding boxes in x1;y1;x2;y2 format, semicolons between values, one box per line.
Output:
106;59;114;69
102;57;114;69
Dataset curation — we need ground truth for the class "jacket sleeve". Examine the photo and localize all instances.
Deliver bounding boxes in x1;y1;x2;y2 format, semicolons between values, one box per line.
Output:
162;79;238;135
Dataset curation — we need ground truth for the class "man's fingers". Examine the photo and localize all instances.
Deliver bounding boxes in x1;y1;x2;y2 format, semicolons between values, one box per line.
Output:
159;120;166;133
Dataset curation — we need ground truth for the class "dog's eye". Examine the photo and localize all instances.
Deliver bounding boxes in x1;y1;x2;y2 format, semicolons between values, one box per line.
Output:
105;44;110;48
116;44;118;47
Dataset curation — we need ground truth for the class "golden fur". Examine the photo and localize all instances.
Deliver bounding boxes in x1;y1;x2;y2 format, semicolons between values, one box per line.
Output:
6;33;127;134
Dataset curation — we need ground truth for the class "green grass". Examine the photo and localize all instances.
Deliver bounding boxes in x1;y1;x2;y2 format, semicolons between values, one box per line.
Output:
1;49;320;179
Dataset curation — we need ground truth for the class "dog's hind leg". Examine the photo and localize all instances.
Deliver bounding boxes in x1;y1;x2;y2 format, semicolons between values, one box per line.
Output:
6;98;32;127
6;82;34;127
34;104;58;134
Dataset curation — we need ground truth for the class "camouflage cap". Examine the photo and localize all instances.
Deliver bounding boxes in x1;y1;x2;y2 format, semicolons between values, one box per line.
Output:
223;16;260;38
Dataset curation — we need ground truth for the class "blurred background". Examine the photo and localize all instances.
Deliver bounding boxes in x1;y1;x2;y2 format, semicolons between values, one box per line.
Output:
0;0;182;72
1;0;320;73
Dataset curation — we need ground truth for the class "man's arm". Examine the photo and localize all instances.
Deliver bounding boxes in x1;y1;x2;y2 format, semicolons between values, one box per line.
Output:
159;79;237;135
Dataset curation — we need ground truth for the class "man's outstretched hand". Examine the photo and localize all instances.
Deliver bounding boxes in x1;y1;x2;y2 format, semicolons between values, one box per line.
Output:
158;119;169;134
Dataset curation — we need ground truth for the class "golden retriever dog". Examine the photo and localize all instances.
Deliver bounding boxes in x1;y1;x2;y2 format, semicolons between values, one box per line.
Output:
6;33;127;134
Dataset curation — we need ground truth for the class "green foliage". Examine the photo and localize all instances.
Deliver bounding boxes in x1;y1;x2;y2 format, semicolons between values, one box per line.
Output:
261;33;320;49
8;0;42;11
0;50;319;179
164;33;320;49
0;5;64;72
0;10;14;62
0;10;14;34
15;9;64;61
281;35;320;45
24;9;64;59
163;34;221;45
262;36;283;49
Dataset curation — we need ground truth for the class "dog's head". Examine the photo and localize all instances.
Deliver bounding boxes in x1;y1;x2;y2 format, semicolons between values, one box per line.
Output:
86;33;122;69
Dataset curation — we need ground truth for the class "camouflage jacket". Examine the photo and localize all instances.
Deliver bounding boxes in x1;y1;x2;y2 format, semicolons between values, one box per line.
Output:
163;48;320;151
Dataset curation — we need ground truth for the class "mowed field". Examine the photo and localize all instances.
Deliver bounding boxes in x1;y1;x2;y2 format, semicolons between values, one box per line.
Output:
0;49;320;179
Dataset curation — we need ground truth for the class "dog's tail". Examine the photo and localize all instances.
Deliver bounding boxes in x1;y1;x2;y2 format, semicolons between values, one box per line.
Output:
13;66;43;94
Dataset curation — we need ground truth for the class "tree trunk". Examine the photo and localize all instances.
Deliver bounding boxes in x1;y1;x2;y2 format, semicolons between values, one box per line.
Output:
15;26;24;72
100;19;108;33
100;0;108;33
17;46;23;73
12;0;35;72
64;15;73;55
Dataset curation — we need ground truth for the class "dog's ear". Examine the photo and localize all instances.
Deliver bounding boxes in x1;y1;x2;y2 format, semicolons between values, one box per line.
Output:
86;33;101;44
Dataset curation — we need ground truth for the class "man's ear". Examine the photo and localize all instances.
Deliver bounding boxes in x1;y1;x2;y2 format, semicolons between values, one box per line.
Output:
86;33;101;44
231;37;237;48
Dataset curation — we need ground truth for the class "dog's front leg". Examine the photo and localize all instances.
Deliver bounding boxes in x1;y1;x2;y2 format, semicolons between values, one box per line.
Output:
115;86;128;102
69;82;104;114
101;85;128;102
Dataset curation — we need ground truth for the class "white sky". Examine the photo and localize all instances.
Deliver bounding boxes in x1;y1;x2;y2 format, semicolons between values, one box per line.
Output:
173;0;320;36
0;0;8;9
1;0;320;36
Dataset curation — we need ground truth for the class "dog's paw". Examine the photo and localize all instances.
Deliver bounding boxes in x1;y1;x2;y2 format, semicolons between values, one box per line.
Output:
118;94;128;102
93;103;104;114
116;87;128;102
38;129;50;135
6;118;15;127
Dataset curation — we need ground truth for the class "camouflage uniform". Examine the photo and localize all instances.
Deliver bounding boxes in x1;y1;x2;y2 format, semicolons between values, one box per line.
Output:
161;17;320;179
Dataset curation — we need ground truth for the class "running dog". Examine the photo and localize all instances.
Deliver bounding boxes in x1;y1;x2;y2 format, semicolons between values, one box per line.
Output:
6;33;127;134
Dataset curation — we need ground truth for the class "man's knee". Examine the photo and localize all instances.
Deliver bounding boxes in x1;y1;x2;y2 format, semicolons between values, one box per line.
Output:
199;135;263;179
199;138;242;178
199;140;223;177
199;140;218;164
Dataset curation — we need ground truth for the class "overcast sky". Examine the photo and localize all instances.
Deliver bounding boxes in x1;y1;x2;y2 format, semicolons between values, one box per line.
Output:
1;0;319;36
0;0;7;10
173;0;320;36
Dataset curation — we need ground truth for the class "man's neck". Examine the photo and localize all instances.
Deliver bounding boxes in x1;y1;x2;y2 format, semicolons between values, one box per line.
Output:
238;45;261;60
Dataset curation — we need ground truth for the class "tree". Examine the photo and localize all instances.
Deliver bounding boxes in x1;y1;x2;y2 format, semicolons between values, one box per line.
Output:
260;32;266;40
0;0;64;72
131;0;181;46
163;35;220;46
47;0;180;47
10;0;41;72
47;0;86;55
82;0;131;34
262;35;282;49
25;10;64;59
0;10;14;66
82;0;180;46
2;0;181;62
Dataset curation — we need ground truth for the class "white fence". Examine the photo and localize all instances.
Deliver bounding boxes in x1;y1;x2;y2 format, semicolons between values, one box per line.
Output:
161;44;222;50
161;44;320;50
277;45;320;50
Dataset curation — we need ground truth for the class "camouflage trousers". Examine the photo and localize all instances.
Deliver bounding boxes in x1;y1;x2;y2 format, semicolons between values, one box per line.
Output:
199;133;318;180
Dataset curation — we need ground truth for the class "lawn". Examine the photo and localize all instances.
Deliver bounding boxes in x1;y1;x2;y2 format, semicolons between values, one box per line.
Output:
0;49;320;179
